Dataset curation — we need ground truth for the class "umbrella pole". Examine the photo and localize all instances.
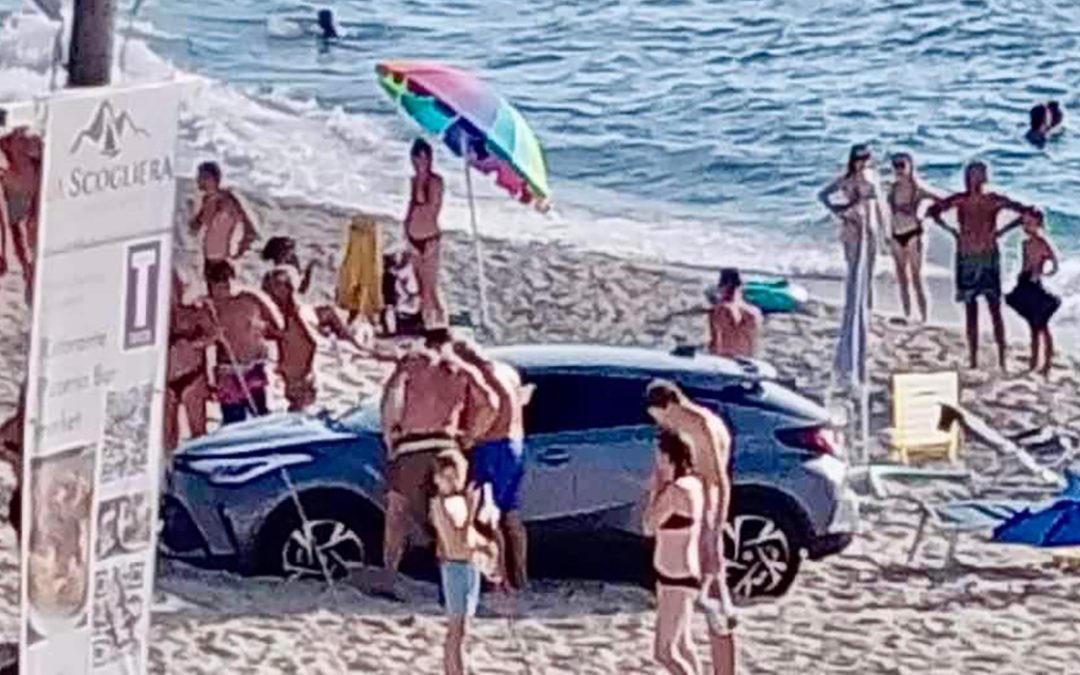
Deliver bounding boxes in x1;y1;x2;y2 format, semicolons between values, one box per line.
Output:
463;154;491;334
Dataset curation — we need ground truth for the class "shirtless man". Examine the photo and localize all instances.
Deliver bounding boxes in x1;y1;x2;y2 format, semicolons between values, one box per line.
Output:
380;328;498;574
202;261;283;424
0;127;43;301
262;266;320;412
190;162;258;267
927;162;1030;371
165;271;215;453
452;339;535;589
708;269;762;359
646;379;737;675
403;140;448;329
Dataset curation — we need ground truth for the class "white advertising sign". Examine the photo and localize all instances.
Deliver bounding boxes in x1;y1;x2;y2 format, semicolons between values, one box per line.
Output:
19;82;180;675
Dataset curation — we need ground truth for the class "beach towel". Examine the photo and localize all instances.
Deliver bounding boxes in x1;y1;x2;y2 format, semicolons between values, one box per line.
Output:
336;217;383;319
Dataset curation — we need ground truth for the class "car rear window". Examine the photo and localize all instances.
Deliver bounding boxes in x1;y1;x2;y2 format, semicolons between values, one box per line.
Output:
524;373;652;434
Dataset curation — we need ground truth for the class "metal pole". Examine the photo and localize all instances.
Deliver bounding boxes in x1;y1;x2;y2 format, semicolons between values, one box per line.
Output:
463;152;491;332
68;0;115;87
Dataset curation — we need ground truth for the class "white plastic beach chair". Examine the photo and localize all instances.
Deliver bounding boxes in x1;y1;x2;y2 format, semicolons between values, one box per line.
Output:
880;371;962;465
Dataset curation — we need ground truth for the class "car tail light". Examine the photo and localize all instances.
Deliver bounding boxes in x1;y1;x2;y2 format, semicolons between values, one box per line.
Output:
775;426;839;456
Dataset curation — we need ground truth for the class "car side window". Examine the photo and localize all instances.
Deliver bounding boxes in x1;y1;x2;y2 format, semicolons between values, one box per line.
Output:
524;373;652;435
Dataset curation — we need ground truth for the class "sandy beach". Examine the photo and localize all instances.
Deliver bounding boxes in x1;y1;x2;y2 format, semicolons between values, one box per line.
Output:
3;181;1080;673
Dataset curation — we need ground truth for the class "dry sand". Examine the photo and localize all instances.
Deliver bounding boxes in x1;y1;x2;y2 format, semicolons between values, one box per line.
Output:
3;182;1080;673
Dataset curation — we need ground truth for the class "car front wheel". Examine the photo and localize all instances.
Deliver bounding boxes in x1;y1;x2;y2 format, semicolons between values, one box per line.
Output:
723;500;803;601
255;492;382;580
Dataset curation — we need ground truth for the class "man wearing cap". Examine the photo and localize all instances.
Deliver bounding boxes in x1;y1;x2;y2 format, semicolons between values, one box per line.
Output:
708;268;762;359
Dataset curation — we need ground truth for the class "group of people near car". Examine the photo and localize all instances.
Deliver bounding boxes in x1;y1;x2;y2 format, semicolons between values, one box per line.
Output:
819;144;1061;376
378;325;740;674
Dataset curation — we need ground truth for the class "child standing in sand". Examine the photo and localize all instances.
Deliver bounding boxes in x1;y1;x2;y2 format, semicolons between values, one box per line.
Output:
430;449;495;675
1005;209;1060;377
191;162;258;266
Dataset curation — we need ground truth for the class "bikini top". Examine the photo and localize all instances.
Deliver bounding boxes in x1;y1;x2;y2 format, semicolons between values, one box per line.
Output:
659;513;695;530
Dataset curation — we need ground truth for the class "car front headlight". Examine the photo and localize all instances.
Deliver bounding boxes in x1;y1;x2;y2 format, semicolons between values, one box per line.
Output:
182;453;313;486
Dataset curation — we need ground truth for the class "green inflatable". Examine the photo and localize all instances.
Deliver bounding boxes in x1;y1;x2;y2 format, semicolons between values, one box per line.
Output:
707;277;808;314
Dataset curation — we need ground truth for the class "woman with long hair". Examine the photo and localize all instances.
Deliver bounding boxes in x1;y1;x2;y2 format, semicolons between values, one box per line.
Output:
887;153;939;323
404;139;448;328
644;430;705;675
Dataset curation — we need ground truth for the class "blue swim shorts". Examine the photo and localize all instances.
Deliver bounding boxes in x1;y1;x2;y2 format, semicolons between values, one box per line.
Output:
440;560;480;617
471;437;526;513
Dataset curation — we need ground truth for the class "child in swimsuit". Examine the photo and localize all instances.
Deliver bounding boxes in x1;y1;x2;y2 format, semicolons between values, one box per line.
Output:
430;449;496;675
644;430;705;675
1005;209;1060;377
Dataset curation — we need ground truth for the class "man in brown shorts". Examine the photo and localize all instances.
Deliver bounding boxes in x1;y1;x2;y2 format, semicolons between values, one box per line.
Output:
647;379;738;675
380;328;498;574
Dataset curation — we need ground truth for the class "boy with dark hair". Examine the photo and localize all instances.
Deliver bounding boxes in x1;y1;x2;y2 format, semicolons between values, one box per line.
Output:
191;161;258;265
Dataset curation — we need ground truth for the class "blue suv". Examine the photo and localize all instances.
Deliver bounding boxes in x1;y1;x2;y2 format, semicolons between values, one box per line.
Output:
162;344;858;600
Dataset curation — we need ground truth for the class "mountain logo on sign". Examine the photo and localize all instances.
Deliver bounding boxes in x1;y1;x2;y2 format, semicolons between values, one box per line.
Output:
70;101;148;158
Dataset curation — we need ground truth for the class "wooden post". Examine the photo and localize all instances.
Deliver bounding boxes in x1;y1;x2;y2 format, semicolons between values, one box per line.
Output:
68;0;115;87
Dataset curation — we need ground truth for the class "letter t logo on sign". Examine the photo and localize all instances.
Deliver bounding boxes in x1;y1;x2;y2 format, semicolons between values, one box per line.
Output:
124;240;162;350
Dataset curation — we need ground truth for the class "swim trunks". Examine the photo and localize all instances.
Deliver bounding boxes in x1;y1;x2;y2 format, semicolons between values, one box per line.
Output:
470;437;525;513
955;250;1001;304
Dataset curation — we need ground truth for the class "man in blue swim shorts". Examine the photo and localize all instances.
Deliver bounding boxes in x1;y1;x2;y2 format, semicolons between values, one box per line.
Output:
452;339;535;589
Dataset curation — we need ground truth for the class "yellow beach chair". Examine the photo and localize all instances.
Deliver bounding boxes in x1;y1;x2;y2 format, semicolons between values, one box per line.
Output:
882;371;963;465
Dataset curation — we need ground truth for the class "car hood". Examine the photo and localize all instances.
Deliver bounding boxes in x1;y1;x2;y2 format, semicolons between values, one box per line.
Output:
177;412;358;459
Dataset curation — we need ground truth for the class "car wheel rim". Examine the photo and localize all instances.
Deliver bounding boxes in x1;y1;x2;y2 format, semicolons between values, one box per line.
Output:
723;514;791;600
281;519;365;579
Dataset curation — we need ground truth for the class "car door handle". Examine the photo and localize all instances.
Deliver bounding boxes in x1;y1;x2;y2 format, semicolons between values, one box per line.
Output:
537;448;571;467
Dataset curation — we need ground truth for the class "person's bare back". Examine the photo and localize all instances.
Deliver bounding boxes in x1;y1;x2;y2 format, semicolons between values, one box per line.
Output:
209;291;280;365
389;350;492;447
951;192;1015;254
709;301;762;359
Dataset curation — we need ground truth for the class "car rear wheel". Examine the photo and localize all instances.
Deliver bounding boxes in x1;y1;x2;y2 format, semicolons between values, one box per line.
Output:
255;492;382;580
724;497;804;601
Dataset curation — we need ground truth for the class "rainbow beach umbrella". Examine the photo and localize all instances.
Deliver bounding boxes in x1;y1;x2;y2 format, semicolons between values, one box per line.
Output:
376;60;550;330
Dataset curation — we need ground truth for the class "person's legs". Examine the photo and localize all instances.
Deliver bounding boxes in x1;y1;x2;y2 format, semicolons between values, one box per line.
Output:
988;300;1007;371
502;511;528;590
910;238;928;322
1041;327;1054;377
964;301;979;369
655;586;699;675
444;615;466;675
383;490;410;572
1028;324;1041;372
415;239;447;328
163;388;180;453
892;243;912;319
252;386;270;416
182;380;210;439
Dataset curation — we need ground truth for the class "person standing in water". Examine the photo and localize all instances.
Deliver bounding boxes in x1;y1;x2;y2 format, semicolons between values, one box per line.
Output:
191;162;259;268
927;161;1031;371
708;268;762;359
404;140;448;329
1005;208;1060;377
887;153;940;323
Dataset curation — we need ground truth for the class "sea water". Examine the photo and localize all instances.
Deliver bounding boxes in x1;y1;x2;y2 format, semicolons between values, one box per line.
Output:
1;0;1078;329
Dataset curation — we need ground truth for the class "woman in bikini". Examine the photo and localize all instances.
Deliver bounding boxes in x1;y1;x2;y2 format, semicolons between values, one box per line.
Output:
887;153;940;323
644;430;705;675
404;139;447;329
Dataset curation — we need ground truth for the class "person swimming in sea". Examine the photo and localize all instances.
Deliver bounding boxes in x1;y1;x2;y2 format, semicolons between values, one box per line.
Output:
1026;101;1065;147
317;9;339;40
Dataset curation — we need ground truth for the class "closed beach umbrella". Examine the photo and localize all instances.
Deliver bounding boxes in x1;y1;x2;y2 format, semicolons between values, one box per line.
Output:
375;61;550;331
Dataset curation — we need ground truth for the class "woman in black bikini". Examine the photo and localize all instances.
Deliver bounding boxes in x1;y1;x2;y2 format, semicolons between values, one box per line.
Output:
888;153;939;323
164;271;215;455
404;139;447;329
644;430;705;675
